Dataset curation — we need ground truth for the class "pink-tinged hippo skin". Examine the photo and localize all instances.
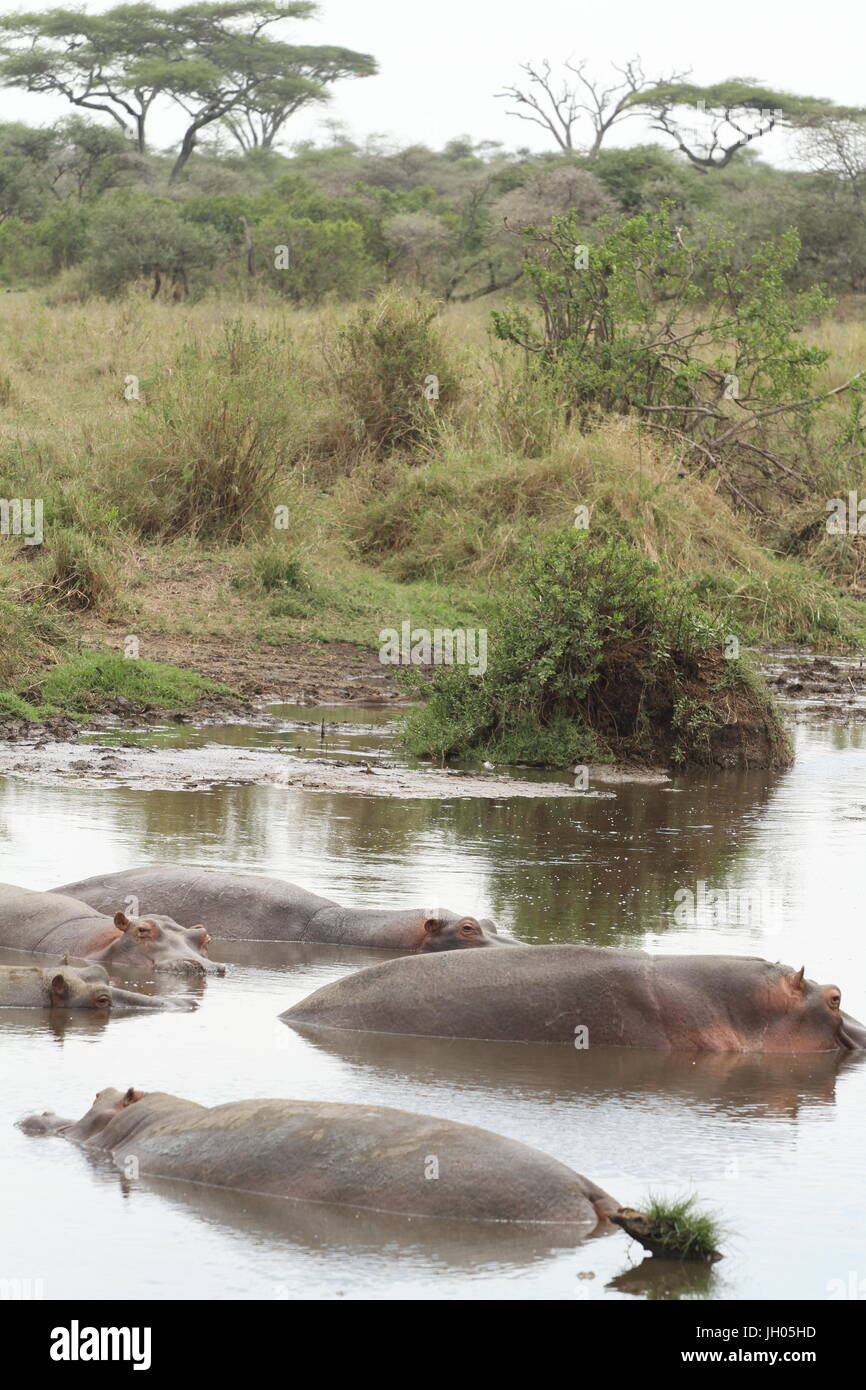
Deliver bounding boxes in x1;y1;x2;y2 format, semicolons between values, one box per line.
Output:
53;866;512;951
0;883;224;976
282;945;866;1053
18;1087;618;1229
0;964;187;1010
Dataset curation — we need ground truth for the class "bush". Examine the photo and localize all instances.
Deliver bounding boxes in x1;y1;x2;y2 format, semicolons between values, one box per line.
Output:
232;543;308;593
493;208;836;515
255;214;375;303
329;289;458;457
402;529;790;769
83;193;223;297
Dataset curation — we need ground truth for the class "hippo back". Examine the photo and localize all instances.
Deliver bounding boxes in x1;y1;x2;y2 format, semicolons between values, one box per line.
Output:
0;883;107;954
96;1096;614;1226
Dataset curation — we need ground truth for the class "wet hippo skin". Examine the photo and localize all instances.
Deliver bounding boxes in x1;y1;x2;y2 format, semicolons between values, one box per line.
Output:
0;883;223;975
54;865;512;951
282;945;866;1052
19;1087;619;1228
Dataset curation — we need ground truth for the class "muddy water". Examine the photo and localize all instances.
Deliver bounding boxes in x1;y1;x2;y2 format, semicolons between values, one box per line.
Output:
1;709;865;1301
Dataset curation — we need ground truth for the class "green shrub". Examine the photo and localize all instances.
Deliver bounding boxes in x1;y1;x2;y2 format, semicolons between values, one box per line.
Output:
251;548;307;592
83;193;223;297
0;596;62;688
403;529;788;769
255;214;375;303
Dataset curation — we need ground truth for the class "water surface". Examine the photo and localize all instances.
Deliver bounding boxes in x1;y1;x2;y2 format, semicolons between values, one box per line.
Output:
1;714;864;1300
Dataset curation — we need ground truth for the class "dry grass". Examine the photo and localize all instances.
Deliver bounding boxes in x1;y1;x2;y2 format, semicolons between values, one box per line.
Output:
0;289;863;661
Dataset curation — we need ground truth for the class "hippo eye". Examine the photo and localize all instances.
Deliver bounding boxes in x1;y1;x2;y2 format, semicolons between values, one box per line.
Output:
94;994;111;1007
460;923;476;935
829;992;842;1010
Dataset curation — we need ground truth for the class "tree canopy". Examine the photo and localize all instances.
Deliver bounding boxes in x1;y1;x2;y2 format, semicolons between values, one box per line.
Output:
0;3;376;180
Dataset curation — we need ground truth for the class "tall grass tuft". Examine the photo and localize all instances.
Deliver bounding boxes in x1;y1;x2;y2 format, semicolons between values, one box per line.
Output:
115;320;302;541
34;527;115;611
327;289;458;459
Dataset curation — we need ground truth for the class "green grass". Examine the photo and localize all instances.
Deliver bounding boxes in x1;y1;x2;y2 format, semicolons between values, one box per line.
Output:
0;690;54;720
29;652;235;715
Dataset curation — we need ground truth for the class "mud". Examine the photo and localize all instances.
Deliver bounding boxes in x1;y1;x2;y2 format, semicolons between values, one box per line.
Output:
762;649;866;720
0;735;585;799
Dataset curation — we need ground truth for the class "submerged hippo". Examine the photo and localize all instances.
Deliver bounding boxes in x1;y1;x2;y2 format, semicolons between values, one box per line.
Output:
282;946;866;1053
0;883;223;975
0;964;185;1010
20;1086;618;1229
53;866;511;951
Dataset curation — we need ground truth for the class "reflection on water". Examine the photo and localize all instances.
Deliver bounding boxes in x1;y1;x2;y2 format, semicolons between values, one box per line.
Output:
1;719;865;1299
82;703;403;766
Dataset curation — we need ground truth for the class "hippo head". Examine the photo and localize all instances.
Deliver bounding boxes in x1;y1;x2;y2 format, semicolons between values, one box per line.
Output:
419;911;519;952
49;967;113;1011
17;1086;145;1140
97;911;225;976
73;1086;145;1139
761;966;866;1051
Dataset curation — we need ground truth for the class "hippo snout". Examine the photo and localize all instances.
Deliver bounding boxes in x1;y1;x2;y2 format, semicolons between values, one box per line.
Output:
839;1014;866;1050
16;1111;71;1136
155;958;225;977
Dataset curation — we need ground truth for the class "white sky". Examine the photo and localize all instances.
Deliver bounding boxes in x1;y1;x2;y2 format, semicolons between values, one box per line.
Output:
0;0;863;164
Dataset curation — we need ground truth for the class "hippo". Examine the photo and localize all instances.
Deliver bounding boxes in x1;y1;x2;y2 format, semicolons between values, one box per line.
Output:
282;945;866;1053
19;1086;618;1229
0;883;223;975
53;866;512;951
0;964;185;1010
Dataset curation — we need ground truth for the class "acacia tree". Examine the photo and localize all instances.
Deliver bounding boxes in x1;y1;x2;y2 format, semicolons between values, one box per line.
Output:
801;118;866;196
0;3;376;180
0;4;179;153
496;57;687;157
221;46;375;150
641;80;862;171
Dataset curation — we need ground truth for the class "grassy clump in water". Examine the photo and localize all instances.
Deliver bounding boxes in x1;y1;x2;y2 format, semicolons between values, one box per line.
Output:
642;1194;725;1261
31;652;235;714
612;1194;725;1261
402;529;790;769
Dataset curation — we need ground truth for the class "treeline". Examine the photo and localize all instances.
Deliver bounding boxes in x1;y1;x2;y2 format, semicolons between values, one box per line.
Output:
2;119;866;302
0;8;864;303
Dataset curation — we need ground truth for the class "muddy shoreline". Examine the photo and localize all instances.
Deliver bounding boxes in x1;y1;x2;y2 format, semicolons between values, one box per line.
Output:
1;644;863;795
0;734;595;798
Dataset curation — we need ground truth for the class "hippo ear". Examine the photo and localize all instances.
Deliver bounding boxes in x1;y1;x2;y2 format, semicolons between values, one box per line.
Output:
114;911;131;930
50;974;70;1002
121;1088;144;1107
787;966;806;996
423;917;442;936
